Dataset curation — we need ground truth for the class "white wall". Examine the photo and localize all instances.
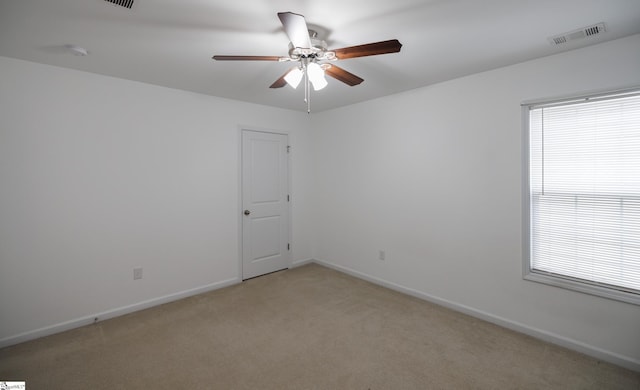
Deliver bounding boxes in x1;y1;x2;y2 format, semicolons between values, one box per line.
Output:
0;56;314;344
311;34;640;370
2;34;640;370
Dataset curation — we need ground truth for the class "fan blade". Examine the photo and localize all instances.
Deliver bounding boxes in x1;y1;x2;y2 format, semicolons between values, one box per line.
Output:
212;55;282;61
270;73;288;88
325;65;364;86
333;39;402;60
278;12;311;49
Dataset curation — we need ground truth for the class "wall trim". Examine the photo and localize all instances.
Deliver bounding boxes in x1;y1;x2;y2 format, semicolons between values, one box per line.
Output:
4;259;638;372
313;258;640;372
0;277;240;349
291;258;314;268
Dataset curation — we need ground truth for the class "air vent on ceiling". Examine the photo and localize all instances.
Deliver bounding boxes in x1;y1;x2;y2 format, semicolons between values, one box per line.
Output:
548;23;606;45
104;0;134;9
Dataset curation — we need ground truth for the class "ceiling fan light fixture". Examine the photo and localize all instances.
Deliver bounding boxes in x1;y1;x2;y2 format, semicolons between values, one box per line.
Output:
307;62;327;91
284;67;303;89
212;11;402;111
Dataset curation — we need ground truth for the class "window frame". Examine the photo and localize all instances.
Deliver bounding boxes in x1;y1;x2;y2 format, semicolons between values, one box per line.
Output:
522;87;640;306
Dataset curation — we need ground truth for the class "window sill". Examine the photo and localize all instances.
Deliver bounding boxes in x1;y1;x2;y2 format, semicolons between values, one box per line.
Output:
524;270;640;306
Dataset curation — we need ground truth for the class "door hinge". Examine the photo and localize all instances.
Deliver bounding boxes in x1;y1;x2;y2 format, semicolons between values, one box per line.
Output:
287;145;291;153
287;243;290;251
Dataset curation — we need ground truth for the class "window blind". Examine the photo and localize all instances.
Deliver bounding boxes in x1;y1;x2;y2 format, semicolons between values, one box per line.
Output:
528;92;640;295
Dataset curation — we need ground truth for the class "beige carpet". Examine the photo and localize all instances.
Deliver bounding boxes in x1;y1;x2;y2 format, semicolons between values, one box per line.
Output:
1;263;638;389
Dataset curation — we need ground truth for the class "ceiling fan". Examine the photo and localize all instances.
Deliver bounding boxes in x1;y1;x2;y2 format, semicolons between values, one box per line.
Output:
213;12;402;112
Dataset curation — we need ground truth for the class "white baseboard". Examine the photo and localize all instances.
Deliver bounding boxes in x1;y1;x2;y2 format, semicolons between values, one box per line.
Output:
313;258;640;373
0;277;240;349
4;260;638;372
291;258;314;268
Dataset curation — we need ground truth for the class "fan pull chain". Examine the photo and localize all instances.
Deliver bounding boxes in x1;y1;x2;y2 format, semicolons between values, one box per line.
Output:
304;63;311;113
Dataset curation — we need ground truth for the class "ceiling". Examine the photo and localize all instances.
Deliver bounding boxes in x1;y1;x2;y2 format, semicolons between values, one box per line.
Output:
1;0;639;113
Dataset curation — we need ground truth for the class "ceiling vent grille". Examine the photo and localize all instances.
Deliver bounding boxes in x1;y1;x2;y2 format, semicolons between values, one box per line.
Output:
104;0;134;9
548;23;606;45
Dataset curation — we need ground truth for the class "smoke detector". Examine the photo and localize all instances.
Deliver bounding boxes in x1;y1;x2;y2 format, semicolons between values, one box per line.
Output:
548;23;606;45
64;45;88;56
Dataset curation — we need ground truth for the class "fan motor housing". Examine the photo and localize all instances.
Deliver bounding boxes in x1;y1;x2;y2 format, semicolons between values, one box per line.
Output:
288;32;336;61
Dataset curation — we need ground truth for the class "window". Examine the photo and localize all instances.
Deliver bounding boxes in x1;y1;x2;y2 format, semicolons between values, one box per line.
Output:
523;88;640;305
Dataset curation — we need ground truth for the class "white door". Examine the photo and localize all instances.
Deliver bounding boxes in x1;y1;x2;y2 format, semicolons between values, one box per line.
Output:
241;130;290;280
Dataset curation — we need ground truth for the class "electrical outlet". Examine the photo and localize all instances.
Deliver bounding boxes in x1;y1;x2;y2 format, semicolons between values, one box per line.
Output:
133;267;143;280
379;250;386;261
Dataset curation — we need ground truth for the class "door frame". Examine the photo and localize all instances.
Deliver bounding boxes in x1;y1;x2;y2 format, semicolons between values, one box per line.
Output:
237;126;292;280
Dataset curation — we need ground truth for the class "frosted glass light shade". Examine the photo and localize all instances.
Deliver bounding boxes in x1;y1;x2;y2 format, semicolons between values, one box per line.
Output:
284;68;303;89
307;62;327;91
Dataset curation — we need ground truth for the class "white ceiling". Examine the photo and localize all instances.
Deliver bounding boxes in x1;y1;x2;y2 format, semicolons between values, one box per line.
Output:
1;0;639;112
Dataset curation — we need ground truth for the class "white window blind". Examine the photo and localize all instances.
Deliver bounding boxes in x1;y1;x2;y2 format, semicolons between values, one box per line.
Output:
526;90;640;302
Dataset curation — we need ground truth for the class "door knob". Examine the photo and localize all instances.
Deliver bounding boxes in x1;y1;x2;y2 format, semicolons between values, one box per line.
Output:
244;210;251;216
